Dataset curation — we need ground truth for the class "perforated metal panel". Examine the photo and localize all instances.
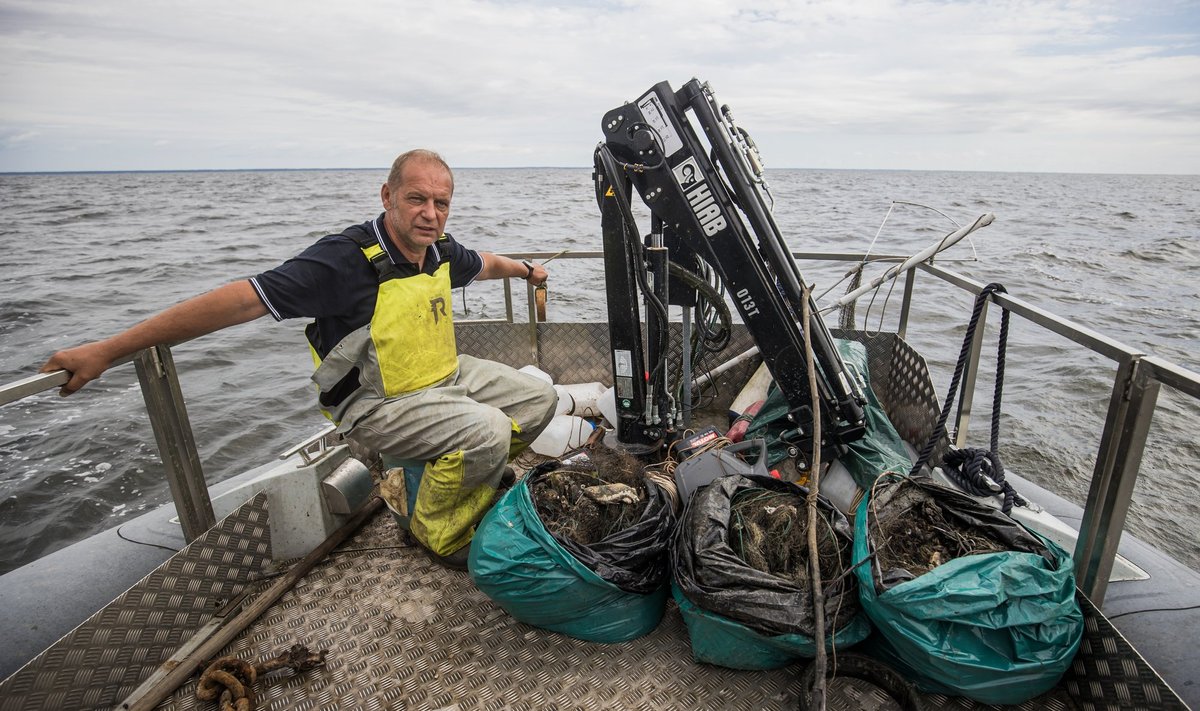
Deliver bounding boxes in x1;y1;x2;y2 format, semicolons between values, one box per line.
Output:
833;329;950;467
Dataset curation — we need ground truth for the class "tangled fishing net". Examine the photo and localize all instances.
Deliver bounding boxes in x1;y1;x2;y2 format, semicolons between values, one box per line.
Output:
529;445;650;546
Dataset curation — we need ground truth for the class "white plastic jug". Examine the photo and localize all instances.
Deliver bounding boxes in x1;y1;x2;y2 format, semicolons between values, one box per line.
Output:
530;415;594;457
553;385;574;415
553;381;607;418
598;386;618;427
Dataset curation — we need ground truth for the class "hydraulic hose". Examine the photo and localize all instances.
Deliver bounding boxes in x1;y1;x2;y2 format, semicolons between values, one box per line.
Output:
798;653;924;711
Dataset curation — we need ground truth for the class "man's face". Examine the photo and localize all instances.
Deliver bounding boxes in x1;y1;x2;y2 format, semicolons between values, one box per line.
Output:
380;159;453;262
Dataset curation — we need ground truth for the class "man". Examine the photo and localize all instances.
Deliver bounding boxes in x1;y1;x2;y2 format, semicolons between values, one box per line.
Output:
41;149;559;569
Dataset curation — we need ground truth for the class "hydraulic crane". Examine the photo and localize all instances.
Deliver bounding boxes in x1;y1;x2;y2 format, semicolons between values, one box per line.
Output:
594;78;867;468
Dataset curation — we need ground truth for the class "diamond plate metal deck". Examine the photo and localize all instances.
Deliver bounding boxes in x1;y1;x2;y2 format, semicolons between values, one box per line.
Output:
0;493;270;711
159;511;813;711
0;494;1185;710
148;507;1179;711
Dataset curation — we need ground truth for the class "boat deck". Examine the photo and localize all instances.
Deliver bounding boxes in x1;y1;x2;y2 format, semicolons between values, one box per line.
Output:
1;320;1193;709
0;490;1184;711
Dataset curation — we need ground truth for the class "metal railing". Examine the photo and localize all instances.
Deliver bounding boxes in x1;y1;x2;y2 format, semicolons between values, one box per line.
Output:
1;345;216;540
3;252;1198;604
0;270;541;545
865;255;1197;603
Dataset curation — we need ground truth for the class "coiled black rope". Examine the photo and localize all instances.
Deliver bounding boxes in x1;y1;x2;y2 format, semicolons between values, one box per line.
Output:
942;448;1026;514
909;283;1026;514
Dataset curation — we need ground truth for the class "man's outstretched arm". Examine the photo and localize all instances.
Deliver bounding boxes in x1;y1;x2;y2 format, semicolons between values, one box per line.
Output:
40;280;269;396
477;252;547;286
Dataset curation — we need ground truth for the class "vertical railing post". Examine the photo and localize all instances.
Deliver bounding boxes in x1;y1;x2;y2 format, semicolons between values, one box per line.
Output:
897;268;916;339
525;280;539;365
134;344;215;541
503;277;514;322
953;297;990;447
1075;357;1159;604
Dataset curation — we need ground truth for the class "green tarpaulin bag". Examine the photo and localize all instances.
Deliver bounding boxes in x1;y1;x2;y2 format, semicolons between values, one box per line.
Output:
468;478;667;643
671;583;868;670
744;339;911;490
853;477;1083;705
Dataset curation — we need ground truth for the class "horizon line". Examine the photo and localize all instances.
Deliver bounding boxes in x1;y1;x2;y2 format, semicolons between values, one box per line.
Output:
2;166;1197;178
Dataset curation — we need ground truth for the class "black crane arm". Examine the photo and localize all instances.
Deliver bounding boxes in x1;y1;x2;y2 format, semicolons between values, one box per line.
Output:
595;78;867;466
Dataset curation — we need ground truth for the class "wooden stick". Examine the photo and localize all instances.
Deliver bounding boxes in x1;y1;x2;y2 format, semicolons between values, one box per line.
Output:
121;495;383;711
803;287;827;711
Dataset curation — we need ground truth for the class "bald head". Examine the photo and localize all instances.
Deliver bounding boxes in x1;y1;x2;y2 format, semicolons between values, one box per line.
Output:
387;149;454;194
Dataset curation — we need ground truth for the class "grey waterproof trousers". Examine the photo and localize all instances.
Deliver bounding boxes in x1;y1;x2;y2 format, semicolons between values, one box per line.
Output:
345;354;557;555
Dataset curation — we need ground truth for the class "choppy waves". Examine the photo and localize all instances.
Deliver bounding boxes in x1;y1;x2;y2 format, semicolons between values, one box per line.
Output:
1;167;1197;574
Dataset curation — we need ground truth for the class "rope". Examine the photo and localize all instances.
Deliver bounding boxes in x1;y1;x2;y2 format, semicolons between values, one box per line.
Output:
909;283;1026;514
838;264;863;331
942;448;1026;514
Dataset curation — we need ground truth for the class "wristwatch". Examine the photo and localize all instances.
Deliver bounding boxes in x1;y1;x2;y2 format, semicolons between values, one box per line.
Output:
521;259;535;280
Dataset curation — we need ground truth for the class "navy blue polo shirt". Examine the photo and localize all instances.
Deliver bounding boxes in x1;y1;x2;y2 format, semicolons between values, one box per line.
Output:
250;214;484;359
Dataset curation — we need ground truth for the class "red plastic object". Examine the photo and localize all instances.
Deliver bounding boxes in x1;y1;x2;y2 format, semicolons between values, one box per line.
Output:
725;399;765;443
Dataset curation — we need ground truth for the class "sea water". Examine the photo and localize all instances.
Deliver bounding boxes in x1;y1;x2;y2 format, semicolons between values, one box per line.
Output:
1;167;1196;574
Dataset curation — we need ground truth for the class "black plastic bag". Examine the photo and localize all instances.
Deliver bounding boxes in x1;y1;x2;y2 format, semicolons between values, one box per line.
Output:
526;460;676;595
672;473;864;638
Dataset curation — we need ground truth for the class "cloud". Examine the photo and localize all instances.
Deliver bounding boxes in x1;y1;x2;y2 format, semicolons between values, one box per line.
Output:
0;0;1196;173
1;129;41;146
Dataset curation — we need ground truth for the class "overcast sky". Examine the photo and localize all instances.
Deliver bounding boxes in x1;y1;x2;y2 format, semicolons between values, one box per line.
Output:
1;0;1197;174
